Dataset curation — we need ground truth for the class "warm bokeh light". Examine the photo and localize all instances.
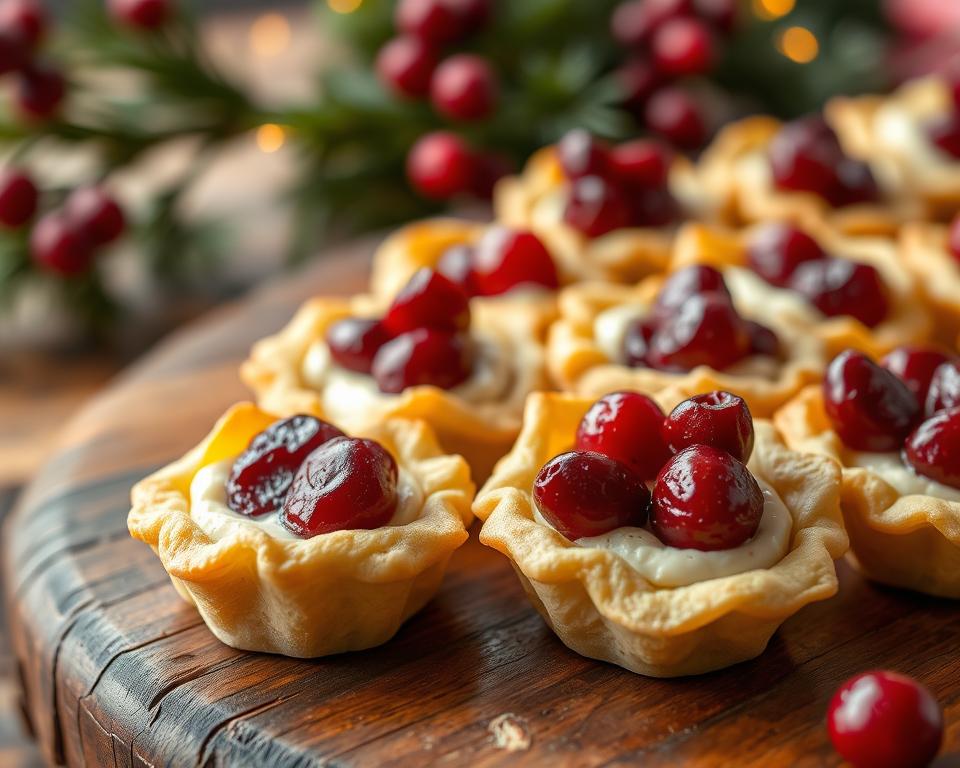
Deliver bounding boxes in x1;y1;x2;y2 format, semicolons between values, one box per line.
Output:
752;0;796;21
249;13;291;58
256;124;286;153
328;0;363;14
778;26;819;64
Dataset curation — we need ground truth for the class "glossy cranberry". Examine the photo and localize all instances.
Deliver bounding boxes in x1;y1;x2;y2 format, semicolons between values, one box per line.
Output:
109;0;171;29
576;392;671;481
227;415;344;518
653;264;732;321
0;169;37;228
563;176;631;238
928;114;960;159
663;391;754;462
383;268;470;335
610;0;691;48
30;213;93;276
65;187;125;246
832;157;880;207
430;54;498;121
556;129;609;180
0;25;27;75
630;185;679;227
609;139;672;189
437;243;478;294
395;0;465;45
925;360;960;416
645;87;707;149
948;213;960;263
0;0;46;49
790;259;889;328
822;350;920;451
647;293;750;372
325;317;390;374
406;131;475;199
745;320;780;358
694;0;737;35
828;671;943;768
281;437;398;537
746;223;826;287
768;116;842;198
616;58;660;110
372;328;472;393
622;317;657;368
651;445;763;550
15;63;65;119
533;450;650;541
880;346;952;406
652;18;714;76
472;227;558;296
376;36;437;99
904;408;960;490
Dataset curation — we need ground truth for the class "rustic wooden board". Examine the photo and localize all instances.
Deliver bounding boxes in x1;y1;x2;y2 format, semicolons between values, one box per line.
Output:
4;237;960;767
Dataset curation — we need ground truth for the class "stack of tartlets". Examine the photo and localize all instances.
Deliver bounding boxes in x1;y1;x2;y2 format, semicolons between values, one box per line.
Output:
129;72;960;677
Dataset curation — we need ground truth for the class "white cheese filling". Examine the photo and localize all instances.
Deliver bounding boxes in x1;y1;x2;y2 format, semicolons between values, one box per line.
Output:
850;451;960;502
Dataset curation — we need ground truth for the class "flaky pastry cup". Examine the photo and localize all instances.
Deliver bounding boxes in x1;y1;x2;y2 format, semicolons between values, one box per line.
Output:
672;222;933;357
493;146;674;284
241;292;550;482
474;392;847;677
128;403;474;657
898;222;960;345
776;386;960;598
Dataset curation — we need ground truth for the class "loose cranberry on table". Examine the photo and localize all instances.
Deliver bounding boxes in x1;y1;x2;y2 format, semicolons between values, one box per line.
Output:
226;415;345;518
651;17;714;77
563;175;631;237
644;87;707;149
15;63;65;119
376;36;437;99
0;169;37;229
325;317;390;374
747;223;826;288
662;391;754;463
395;0;466;45
65;187;126;246
281;437;399;537
880;346;952;406
646;292;750;372
471;227;558;296
372;327;473;394
383;268;470;335
828;671;942;768
948;213;960;262
406;131;475;199
30;212;94;275
651;444;764;550
925;360;960;417
575;392;671;481
822;350;920;452
557;129;609;180
904;407;960;490
430;54;498;122
109;0;172;30
652;265;732;322
790;259;889;328
533;450;650;541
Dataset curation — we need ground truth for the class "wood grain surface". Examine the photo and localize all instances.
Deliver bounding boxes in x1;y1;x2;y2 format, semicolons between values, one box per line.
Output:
3;237;960;767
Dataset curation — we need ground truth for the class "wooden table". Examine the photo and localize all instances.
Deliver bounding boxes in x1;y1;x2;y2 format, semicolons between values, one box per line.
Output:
3;238;960;767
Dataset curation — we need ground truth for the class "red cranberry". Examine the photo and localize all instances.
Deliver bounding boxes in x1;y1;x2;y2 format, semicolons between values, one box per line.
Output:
663;391;754;462
744;320;780;358
0;169;37;228
0;0;46;49
790;259;889;328
616;58;660;111
747;223;826;287
65;187;125;246
376;36;437;99
653;264;732;321
647;293;750;372
383;268;471;335
832;157;880;207
769;116;842;198
609;139;672;189
828;671;943;768
575;392;671;481
651;445;763;550
563;176;631;238
610;0;691;48
372;328;472;393
395;0;465;45
533;450;650;541
406;131;475;199
652;18;714;76
325;317;390;374
472;227;558;296
928;114;960;159
630;185;679;227
623;317;658;368
645;87;707;149
925;360;960;416
694;0;737;35
822;350;920;451
950;71;960;112
0;25;27;75
948;214;960;263
437;243;478;294
556;130;609;180
15;63;65;120
880;346;952;406
281;437;398;537
904;407;960;490
109;0;171;29
430;54;498;122
30;213;94;276
226;415;344;518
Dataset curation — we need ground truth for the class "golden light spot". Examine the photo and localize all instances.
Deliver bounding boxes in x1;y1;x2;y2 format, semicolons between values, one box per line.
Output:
249;13;291;58
256;124;286;153
752;0;795;20
328;0;363;14
778;26;819;64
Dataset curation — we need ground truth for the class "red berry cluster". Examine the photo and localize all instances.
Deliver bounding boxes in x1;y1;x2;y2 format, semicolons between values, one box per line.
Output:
824;347;960;488
406;131;507;201
610;0;737;149
556;130;678;238
746;223;890;328
621;265;780;373
535;389;763;550
0;0;65;120
926;71;960;158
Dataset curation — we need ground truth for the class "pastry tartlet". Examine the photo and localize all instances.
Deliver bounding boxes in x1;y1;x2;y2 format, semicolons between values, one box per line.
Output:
776;348;960;598
129;403;473;657
672;222;932;357
898;219;960;344
242;268;550;481
475;390;847;677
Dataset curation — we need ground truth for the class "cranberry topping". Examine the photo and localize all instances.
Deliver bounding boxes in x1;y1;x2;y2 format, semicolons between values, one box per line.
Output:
557;129;609;180
630;185;679;227
383;268;470;335
622;317;658;368
822;350;920;452
744;320;780;358
948;213;960;263
880;346;952;407
925;360;960;416
790;259;889;328
651;445;763;551
927;114;960;159
575;392;671;481
281;437;399;537
903;407;960;490
828;671;943;768
436;243;478;294
608;139;672;189
533;450;650;541
662;391;754;463
653;265;732;321
563;176;631;237
832;157;880;207
325;317;390;374
372;328;472;393
226;415;345;518
646;292;750;372
746;223;826;287
472;227;558;296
